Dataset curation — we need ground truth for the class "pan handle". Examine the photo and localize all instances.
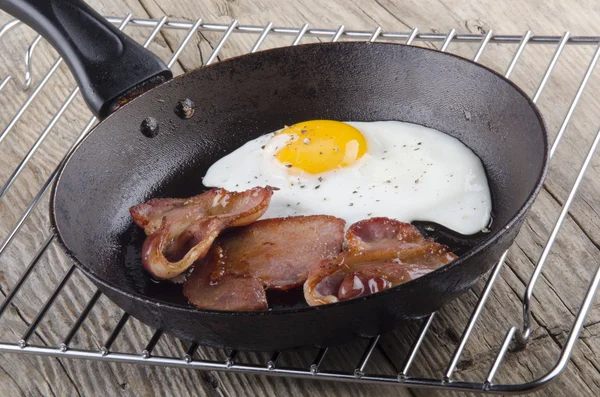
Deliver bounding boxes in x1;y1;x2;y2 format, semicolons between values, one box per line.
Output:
0;0;173;119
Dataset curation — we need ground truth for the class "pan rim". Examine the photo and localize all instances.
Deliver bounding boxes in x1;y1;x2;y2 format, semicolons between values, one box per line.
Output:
50;41;549;317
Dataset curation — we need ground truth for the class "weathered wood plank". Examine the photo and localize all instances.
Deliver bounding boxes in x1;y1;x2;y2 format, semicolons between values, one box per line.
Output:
1;0;600;396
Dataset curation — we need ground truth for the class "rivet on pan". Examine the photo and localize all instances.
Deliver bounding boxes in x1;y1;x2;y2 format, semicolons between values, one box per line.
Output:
175;98;195;119
140;117;160;138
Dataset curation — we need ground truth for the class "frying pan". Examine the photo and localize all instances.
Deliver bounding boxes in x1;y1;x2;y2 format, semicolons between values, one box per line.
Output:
1;0;549;350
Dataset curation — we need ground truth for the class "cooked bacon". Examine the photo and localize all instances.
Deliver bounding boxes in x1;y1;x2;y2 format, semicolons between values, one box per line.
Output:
336;261;435;301
213;215;345;290
183;215;345;311
346;216;427;255
304;218;457;306
130;187;274;280
183;247;268;311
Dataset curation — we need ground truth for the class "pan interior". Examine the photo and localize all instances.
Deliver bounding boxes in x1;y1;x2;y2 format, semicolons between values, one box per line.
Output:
52;42;547;311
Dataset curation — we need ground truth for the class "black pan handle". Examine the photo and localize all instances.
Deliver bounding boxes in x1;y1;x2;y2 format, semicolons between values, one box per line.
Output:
0;0;172;119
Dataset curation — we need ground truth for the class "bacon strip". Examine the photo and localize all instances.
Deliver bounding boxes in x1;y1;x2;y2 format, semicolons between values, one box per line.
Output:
183;215;345;311
304;218;457;306
183;247;269;311
130;187;274;280
213;215;345;289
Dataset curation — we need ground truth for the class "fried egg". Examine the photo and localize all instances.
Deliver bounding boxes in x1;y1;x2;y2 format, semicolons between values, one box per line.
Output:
203;120;492;235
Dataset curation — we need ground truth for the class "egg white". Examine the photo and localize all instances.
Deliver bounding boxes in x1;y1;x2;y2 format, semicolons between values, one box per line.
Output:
202;121;492;235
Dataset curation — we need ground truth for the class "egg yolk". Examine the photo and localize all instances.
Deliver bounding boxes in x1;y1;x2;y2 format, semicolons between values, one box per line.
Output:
275;120;368;174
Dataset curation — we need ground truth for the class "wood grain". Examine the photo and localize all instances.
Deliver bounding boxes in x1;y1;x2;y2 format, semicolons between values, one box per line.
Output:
1;0;600;396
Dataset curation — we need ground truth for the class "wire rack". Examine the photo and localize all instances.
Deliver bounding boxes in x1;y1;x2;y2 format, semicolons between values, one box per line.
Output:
1;13;600;395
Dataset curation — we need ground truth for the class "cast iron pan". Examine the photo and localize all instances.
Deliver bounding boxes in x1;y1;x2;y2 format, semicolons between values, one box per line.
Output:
1;0;549;350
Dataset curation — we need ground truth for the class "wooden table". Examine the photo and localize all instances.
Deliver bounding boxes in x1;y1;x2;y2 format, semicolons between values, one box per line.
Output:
1;0;600;395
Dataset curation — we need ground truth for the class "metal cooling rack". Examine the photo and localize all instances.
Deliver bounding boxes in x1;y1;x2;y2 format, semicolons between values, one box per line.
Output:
1;13;600;395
